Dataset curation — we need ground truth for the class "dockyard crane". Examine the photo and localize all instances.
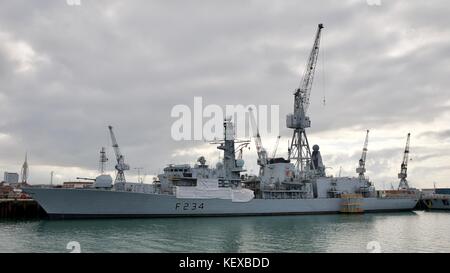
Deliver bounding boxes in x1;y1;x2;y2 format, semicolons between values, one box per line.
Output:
356;130;369;179
249;107;268;167
398;133;411;190
287;23;324;174
108;125;130;183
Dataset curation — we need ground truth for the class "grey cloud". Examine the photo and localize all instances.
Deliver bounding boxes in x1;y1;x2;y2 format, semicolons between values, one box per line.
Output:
419;130;450;141
0;0;449;186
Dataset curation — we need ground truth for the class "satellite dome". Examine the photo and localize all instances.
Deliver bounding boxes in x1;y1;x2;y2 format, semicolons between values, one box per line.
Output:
312;144;320;151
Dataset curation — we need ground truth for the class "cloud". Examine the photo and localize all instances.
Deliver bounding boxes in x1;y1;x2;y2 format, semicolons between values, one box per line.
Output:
418;130;450;141
0;0;449;189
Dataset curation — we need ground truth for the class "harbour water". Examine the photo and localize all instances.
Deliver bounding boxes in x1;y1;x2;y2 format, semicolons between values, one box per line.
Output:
1;211;450;253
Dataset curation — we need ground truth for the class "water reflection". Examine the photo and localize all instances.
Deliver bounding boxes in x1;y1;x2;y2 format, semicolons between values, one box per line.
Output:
1;211;448;253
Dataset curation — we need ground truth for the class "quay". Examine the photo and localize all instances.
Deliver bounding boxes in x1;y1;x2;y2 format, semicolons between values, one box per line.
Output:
0;199;47;219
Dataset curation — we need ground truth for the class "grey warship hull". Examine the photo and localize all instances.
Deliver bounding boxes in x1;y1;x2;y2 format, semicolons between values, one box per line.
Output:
24;187;418;219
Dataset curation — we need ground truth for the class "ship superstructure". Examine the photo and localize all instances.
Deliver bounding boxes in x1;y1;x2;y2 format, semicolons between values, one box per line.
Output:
158;118;248;194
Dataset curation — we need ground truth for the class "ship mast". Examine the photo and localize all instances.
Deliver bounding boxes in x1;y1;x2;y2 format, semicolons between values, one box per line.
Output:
212;117;248;187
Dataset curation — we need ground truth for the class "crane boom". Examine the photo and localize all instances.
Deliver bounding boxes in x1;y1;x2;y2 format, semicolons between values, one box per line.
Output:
296;23;324;115
248;108;268;166
108;125;130;183
271;136;281;158
356;130;369;179
235;142;250;160
398;133;411;190
99;147;108;174
108;125;121;161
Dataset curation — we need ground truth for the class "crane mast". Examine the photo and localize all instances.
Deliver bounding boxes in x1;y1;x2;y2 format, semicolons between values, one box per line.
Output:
398;133;411;190
356;130;369;179
287;23;324;174
108;125;130;183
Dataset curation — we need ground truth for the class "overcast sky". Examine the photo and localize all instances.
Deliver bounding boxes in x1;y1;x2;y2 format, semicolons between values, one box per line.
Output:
1;0;449;189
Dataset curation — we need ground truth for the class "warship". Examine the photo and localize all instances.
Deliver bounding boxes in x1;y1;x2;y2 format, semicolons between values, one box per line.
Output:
23;24;419;219
23;117;418;219
420;188;450;210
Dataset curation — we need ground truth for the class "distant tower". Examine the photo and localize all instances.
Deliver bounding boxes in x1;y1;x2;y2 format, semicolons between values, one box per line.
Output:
20;153;29;183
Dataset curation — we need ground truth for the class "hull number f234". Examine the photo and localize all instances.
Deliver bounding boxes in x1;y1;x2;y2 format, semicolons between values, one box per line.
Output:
175;202;205;211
